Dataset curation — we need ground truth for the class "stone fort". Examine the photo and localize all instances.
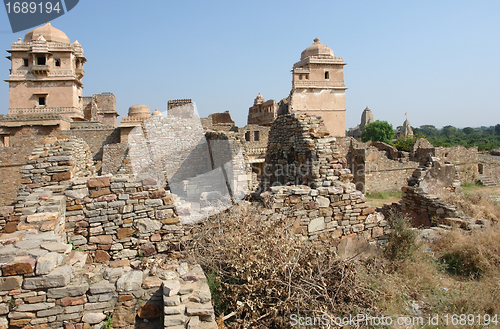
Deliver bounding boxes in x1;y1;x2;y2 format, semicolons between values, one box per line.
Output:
0;23;499;329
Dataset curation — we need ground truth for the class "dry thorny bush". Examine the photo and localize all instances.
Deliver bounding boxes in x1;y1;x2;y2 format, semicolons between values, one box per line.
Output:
182;201;378;328
442;189;500;221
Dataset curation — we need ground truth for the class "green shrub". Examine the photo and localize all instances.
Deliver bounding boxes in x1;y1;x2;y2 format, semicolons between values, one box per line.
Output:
440;251;482;279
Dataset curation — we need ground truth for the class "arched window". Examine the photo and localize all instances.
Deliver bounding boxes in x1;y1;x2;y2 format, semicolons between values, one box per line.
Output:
325;71;329;79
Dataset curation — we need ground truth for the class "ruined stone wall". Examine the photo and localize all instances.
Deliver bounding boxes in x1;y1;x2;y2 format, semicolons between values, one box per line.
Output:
335;136;358;156
362;148;418;193
347;144;418;193
128;115;212;189
263;113;345;190
261;186;388;256
435;146;478;183
58;126;119;163
64;175;186;263
401;186;459;227
16;138;95;198
0;139;216;329
480;155;500;183
201;112;235;131
0;182;215;329
411;138;435;165
0;126;62;206
102;143;129;175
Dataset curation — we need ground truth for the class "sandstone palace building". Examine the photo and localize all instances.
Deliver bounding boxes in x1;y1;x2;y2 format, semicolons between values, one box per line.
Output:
248;38;347;137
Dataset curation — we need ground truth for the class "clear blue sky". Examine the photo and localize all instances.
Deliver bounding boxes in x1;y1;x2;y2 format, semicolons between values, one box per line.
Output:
1;0;499;130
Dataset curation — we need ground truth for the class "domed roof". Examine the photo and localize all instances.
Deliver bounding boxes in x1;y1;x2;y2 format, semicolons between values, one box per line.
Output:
151;109;162;116
254;93;264;105
24;22;70;44
300;38;334;60
128;104;150;117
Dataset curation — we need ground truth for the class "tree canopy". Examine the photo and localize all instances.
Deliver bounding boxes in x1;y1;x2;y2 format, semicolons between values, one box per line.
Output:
361;120;395;144
412;124;500;151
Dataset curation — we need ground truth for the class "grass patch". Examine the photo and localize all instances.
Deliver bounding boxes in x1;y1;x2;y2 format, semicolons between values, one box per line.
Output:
365;190;402;199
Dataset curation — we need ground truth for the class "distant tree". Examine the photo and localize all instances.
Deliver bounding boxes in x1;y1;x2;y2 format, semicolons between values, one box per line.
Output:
441;125;458;138
418;125;438;137
361;120;395;144
495;124;500;135
463;127;475;135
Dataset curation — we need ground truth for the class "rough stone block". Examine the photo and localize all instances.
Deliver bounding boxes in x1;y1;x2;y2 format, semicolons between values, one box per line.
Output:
87;177;111;188
26;212;58;223
2;256;36;276
94;250;110;263
82;312;106;324
116;271;143;292
315;196;330;208
47;282;89;298
52;171;73;181
23;265;72;289
164;296;181;306
116;228;135;239
137;218;162;234
308;217;325;234
0;276;23;291
164;305;185;315
36;252;62;275
16;302;56;312
90;188;112;198
89;281;115;295
163;280;181;297
185;302;214;316
163;314;187;327
40;242;72;254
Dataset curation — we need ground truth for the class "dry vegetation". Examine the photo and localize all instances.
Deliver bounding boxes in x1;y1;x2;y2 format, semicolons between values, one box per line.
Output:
181;187;500;329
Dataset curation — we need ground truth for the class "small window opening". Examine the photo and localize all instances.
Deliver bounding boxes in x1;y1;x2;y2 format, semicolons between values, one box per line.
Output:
23;58;29;66
325;71;329;79
0;135;9;148
55;59;61;67
305;74;309;80
299;74;303;80
245;131;250;141
38;96;46;106
37;56;46;65
254;131;260;141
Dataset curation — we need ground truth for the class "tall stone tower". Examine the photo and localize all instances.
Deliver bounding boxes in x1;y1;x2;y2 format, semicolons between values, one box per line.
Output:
289;38;346;136
6;22;86;120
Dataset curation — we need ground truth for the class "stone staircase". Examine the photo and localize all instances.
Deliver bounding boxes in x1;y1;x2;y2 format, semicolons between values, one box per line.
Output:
477;174;497;187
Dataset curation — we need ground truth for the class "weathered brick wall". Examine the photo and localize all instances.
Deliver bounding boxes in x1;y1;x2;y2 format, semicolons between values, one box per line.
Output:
0;140;217;329
0;126;62;206
435;146;478;183
480;155;500;183
401;186;459;227
362;148;418;193
347;144;418;193
102;143;129;175
64;175;186;263
263;113;346;190
128;115;212;189
58;127;119;162
17;138;95;196
262;185;388;244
